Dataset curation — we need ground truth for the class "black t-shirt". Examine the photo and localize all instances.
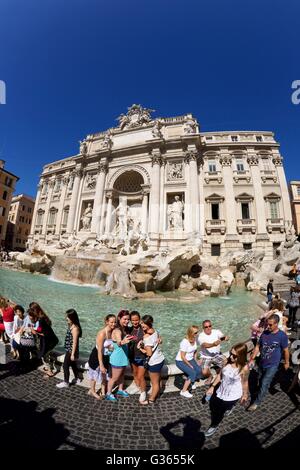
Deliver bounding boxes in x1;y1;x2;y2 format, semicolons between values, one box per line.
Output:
267;282;273;294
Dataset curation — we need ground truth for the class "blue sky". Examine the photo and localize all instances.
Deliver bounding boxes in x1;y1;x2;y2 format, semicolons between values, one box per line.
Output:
0;0;299;197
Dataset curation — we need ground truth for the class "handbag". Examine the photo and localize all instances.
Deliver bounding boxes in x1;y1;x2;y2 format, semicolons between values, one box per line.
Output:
143;342;159;370
20;334;36;348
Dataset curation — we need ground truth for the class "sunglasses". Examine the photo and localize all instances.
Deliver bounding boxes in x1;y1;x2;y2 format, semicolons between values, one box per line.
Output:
204;325;212;329
193;331;199;335
230;352;237;359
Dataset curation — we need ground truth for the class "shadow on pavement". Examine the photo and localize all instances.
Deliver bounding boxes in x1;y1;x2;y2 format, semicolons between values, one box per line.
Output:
0;397;69;449
160;416;205;449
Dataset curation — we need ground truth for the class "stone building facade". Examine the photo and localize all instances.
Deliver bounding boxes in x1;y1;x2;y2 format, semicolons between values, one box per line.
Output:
6;194;35;251
0;159;19;247
30;105;292;260
289;181;300;235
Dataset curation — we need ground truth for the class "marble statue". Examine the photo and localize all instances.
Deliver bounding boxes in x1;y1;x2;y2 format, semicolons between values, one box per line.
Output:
168;195;184;230
152;119;163;138
79;138;88;155
184;116;197;134
81;203;93;230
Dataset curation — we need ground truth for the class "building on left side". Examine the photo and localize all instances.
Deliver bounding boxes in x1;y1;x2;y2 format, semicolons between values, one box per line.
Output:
0;159;19;248
5;194;35;251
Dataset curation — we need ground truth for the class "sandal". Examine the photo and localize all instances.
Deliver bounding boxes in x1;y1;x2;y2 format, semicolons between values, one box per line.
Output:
43;367;55;377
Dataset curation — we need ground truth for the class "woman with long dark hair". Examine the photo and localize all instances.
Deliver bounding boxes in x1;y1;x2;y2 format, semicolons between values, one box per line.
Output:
88;314;116;399
106;309;132;402
204;342;249;437
28;302;58;376
138;315;164;404
128;311;147;404
56;309;82;389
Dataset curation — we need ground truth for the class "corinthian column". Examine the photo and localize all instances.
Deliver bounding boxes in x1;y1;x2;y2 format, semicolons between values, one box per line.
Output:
55;175;70;235
66;167;82;234
149;152;162;235
91;160;108;235
272;153;292;222
105;191;113;234
30;180;43;236
141;188;150;233
185;149;200;234
42;179;55;235
247;152;268;236
219;152;237;239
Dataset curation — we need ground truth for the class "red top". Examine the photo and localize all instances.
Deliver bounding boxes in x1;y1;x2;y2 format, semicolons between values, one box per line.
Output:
2;306;14;323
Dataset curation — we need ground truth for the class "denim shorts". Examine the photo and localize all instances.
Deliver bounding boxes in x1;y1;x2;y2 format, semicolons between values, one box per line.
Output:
131;357;145;367
148;360;164;373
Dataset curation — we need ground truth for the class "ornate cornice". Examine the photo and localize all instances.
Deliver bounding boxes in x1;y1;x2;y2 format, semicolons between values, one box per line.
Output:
219;155;232;166
272;156;283;166
247;155;259;166
63;176;70;186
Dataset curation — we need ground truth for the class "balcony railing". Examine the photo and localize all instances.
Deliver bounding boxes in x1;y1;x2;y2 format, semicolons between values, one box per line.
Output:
204;171;223;184
232;170;251;183
206;219;226;235
266;218;284;233
237;218;256;234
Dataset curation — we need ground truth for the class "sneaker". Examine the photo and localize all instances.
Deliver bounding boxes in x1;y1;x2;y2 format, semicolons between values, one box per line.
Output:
56;381;69;389
224;408;234;417
191;383;197;390
105;393;117;402
248;403;258;411
139;391;147;402
204;427;217;437
180;390;193;398
71;378;81;385
116;390;129;398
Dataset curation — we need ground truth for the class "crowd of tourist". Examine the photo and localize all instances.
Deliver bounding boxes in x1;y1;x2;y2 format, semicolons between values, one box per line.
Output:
0;280;299;438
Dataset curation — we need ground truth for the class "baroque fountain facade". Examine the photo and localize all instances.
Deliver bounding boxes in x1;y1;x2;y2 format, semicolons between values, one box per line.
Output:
13;104;294;297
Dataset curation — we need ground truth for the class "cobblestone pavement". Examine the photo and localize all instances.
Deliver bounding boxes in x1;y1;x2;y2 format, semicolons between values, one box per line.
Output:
0;359;299;450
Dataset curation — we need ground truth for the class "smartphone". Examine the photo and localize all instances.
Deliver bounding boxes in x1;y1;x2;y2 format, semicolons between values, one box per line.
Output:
220;336;226;341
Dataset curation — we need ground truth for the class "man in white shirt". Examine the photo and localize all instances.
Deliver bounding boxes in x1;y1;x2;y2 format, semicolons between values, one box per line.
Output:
198;320;229;382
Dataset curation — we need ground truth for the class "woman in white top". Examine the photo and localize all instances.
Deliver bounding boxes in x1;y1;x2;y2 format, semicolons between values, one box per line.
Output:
204;342;249;437
175;326;203;398
138;315;164;404
87;314;116;400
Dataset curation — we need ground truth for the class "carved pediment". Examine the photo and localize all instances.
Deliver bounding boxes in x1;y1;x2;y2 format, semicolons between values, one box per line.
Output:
235;192;254;202
205;193;225;202
264;192;281;201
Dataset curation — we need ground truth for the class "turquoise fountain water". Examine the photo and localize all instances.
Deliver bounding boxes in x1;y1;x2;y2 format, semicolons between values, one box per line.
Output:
0;268;262;363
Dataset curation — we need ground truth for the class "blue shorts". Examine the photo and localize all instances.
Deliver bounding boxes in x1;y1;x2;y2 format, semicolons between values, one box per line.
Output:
131;357;145;367
148;360;164;373
111;365;126;369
